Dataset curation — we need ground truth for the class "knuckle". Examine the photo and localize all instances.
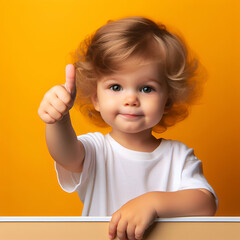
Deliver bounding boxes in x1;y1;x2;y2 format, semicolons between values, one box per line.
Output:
64;94;72;105
38;108;47;121
135;232;143;239
127;226;136;240
53;85;63;91
48;108;60;120
135;227;144;240
60;92;71;105
54;99;67;113
127;233;135;240
45;87;55;97
117;228;125;235
41;114;55;124
51;98;59;108
43;91;49;99
44;91;54;103
55;112;63;120
117;221;127;239
62;104;68;113
111;212;121;224
47;118;56;124
135;233;143;240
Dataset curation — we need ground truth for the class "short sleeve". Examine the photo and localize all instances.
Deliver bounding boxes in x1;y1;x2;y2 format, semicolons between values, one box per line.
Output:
179;147;218;206
55;134;97;194
55;162;82;193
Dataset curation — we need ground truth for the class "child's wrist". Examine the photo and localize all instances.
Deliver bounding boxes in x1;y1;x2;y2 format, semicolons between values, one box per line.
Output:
58;112;71;124
144;191;170;217
45;112;71;126
142;192;162;217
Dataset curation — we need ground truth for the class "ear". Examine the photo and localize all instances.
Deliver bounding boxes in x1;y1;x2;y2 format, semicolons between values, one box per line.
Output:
91;92;100;112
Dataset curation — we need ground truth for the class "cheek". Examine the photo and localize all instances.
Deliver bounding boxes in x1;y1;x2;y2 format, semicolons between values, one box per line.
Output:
144;97;167;118
97;95;119;117
147;96;166;109
98;102;117;127
99;98;117;112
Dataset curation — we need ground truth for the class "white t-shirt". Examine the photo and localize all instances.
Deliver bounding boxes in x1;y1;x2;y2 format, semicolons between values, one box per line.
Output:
55;132;217;216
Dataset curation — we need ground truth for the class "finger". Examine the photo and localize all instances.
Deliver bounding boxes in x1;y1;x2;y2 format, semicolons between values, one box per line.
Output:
51;97;68;115
40;112;57;124
126;224;136;240
38;102;55;124
117;219;128;240
135;224;145;240
109;212;121;240
65;64;76;98
53;85;73;107
45;105;63;121
38;106;56;124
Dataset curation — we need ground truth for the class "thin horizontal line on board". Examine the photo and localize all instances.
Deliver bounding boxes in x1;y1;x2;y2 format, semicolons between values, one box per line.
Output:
0;217;240;222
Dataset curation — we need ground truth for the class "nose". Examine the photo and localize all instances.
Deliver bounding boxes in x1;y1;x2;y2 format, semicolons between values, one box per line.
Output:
123;92;140;107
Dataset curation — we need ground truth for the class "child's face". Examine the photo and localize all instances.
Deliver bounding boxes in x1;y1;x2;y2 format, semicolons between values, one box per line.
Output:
92;61;168;135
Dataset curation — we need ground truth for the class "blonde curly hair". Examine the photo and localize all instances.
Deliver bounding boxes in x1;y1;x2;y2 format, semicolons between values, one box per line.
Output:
74;16;201;133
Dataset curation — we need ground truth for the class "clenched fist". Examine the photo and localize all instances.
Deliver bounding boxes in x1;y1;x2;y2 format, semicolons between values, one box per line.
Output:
38;64;76;124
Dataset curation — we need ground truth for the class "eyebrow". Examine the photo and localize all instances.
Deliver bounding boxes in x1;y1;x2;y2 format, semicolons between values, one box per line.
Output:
147;79;163;85
101;77;163;84
140;78;165;87
101;79;119;86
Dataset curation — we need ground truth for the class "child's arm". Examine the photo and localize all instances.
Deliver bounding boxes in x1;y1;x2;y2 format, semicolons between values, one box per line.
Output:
109;189;216;240
38;64;85;173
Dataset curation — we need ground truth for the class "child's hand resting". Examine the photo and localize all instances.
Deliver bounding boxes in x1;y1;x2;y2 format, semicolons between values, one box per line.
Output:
109;193;158;240
38;64;76;124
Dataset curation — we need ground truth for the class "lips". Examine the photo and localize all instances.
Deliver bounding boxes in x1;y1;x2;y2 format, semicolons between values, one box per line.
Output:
119;113;143;119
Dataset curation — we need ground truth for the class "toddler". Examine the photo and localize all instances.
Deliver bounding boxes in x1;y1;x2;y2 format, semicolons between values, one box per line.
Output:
38;16;217;240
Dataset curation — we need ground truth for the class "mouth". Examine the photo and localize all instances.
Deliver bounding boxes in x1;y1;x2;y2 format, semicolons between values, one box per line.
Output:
119;113;143;119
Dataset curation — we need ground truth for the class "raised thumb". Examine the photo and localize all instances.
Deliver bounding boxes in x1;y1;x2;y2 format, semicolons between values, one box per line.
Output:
65;64;76;98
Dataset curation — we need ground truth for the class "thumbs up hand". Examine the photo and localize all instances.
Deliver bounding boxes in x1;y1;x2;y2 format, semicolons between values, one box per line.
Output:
38;64;77;124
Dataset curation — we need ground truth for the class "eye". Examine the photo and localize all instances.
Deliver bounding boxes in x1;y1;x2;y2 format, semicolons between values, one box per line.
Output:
110;84;122;91
141;86;154;93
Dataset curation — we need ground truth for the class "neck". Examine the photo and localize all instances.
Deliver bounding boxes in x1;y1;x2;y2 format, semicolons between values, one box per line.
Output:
109;129;161;152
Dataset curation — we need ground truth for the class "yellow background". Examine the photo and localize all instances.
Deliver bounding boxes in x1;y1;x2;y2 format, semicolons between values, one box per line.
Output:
0;0;239;216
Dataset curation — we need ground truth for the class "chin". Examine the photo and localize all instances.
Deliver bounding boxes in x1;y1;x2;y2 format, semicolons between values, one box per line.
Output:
118;126;151;134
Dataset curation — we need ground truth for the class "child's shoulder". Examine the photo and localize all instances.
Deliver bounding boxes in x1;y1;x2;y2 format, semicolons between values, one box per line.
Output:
162;138;194;153
161;138;197;164
77;132;106;146
77;131;104;139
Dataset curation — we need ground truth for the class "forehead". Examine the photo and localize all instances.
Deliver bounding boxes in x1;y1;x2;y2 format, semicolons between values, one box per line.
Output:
100;59;163;81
